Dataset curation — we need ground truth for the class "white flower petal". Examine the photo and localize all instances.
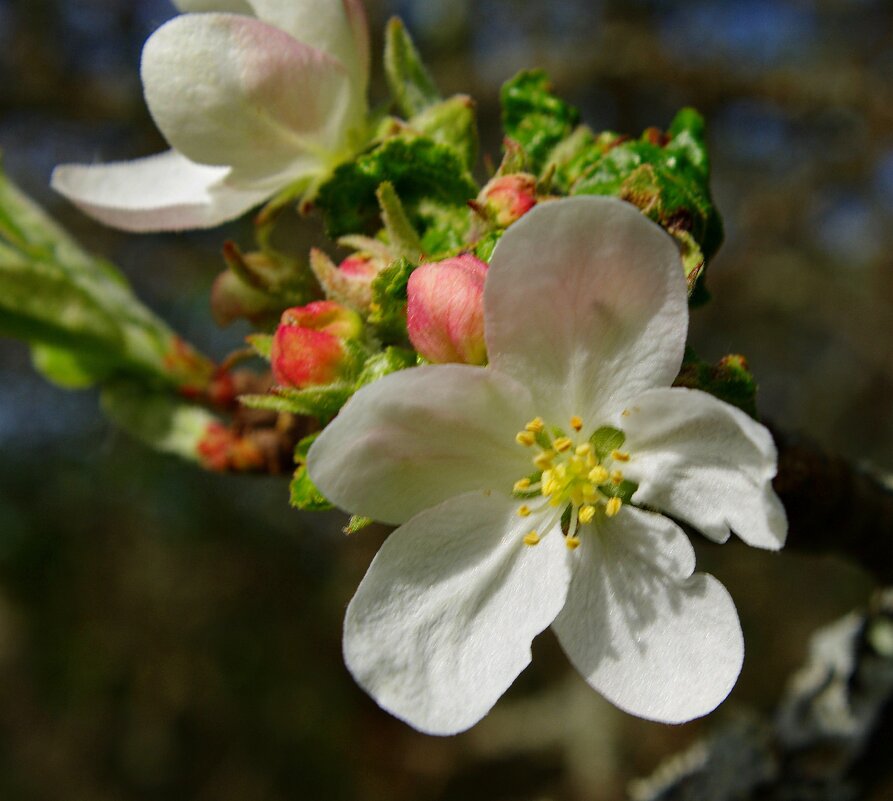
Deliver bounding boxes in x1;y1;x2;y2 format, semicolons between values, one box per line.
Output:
247;0;370;90
344;492;570;735
308;365;536;524
485;196;688;426
172;0;253;13
553;506;744;723
141;14;357;183
619;387;787;549
50;150;271;232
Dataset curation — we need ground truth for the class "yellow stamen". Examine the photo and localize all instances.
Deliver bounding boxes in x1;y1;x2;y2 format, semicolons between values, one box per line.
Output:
517;505;531;517
611;469;624;485
554;436;573;453
534;451;555;470
523;530;541;546
575;443;592;457
570;415;583;432
569;486;584;506
578;504;596;524
582;483;597;501
513;477;531;493
588;465;609;484
516;431;536;447
621;409;631;417
611;449;630;462
525;417;545;433
605;497;622;517
565;536;581;550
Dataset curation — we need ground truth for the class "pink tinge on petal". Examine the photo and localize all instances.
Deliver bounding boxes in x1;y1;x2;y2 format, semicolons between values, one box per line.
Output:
407;255;488;365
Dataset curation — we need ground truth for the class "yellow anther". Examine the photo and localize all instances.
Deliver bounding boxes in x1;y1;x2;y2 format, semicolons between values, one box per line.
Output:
605;497;622;517
569;456;585;473
565;536;581;550
523;531;541;546
514;478;532;494
585;451;597;469
611;449;630;462
525;417;545;433
516;431;536;447
611;470;624;485
570;415;583;432
554;436;573;453
578;504;596;524
575;443;592;457
517;505;531;517
534;451;554;470
588;465;609;484
621;409;631;417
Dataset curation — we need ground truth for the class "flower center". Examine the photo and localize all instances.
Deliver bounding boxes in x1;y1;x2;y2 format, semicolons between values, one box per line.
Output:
512;416;637;549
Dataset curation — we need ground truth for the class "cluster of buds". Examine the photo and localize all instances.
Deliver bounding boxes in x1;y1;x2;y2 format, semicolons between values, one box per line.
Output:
271;301;363;389
406;254;488;365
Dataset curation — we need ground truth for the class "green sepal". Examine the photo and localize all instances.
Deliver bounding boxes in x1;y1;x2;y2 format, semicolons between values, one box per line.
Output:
344;515;374;535
368;257;414;342
240;383;354;421
245;333;273;361
384;17;441;118
290;433;334;511
376;181;424;262
473;230;503;263
674;349;758;418
409;95;478;170
589;426;626;461
315;135;478;239
599;479;639;505
500;69;580;174
356;346;417;389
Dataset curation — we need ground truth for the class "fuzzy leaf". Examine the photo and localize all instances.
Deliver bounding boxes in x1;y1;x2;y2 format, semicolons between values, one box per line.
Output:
501;70;580;174
241;383;353;421
409;95;478;170
315;136;478;239
384;17;441;118
355;346;416;388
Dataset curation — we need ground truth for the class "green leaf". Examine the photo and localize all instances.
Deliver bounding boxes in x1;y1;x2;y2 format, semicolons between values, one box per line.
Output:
561;108;723;296
0;163;215;388
290;433;333;511
674;349;758;417
315;135;478;239
589;426;626;461
500;70;580;174
31;342;112;389
368;258;414;342
100;382;217;463
384;17;441;118
356;346;416;388
409;95;479;170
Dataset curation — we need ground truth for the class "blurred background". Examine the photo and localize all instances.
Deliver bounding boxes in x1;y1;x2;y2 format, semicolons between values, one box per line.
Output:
0;0;890;798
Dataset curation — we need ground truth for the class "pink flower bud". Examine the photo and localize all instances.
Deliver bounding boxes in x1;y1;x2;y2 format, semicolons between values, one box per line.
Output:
309;248;387;312
407;255;488;365
477;173;537;226
271;301;362;388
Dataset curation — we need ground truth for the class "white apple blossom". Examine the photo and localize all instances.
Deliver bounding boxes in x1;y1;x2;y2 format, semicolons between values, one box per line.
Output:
51;0;369;232
308;196;787;736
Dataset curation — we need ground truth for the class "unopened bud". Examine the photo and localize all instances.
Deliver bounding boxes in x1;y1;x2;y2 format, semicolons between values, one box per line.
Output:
406;254;488;365
309;248;386;312
271;301;362;388
477;173;537;227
